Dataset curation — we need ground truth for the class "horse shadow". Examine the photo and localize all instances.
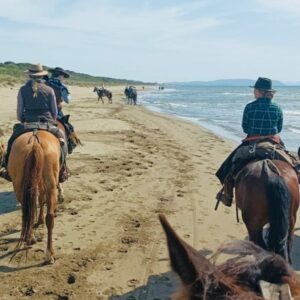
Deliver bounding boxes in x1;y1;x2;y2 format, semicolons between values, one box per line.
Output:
109;249;212;300
109;271;179;300
0;191;18;215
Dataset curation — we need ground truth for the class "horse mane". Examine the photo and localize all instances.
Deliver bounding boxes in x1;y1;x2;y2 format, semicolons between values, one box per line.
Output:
159;214;300;300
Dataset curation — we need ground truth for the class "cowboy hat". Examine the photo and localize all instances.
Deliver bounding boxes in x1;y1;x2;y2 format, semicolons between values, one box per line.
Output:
48;67;70;78
25;63;48;77
250;77;276;92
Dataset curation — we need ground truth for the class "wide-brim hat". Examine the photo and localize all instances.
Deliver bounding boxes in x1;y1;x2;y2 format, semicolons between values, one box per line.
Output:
48;67;70;78
249;77;276;92
25;63;48;77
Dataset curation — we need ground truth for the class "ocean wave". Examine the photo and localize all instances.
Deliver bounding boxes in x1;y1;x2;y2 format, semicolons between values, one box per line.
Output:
283;110;300;116
287;127;300;134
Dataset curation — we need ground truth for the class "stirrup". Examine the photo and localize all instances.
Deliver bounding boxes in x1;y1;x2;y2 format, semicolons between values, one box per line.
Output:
216;191;232;207
0;168;12;182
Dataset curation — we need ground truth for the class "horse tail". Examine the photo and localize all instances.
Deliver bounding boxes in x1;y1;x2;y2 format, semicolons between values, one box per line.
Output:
265;162;290;256
21;140;44;244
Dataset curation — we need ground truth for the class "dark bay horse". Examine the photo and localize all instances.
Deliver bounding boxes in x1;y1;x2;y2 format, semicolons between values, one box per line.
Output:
235;159;300;263
124;86;137;105
93;87;112;104
7;130;61;264
159;214;300;300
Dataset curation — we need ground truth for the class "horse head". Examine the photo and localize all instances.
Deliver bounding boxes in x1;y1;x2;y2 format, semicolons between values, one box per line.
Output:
159;214;300;299
93;87;98;92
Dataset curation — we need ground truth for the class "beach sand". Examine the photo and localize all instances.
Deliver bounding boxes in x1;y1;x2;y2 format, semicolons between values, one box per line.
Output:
0;85;300;299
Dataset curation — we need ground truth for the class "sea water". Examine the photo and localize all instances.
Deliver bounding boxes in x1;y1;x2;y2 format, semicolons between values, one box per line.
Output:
139;85;300;151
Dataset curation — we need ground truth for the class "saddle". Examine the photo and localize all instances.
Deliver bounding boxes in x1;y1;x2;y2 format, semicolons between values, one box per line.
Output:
12;122;65;143
6;122;67;165
232;140;300;178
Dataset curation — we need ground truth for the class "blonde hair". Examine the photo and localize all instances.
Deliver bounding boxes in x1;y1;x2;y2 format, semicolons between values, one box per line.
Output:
29;75;43;98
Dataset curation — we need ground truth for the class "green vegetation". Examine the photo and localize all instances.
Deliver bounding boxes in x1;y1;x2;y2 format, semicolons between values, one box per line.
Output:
0;61;149;87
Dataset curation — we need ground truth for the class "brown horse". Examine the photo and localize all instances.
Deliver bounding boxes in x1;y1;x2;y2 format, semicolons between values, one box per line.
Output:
159;214;300;300
7;130;61;264
235;159;300;263
93;87;112;104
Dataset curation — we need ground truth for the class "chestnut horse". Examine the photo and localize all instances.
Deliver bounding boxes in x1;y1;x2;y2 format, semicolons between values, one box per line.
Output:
7;130;61;264
235;159;300;263
159;214;300;300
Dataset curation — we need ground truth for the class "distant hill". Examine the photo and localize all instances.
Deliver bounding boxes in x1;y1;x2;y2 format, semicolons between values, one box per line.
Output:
168;79;286;87
0;61;150;87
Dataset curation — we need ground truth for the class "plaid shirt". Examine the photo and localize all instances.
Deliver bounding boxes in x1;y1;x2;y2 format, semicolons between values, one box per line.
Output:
242;98;283;135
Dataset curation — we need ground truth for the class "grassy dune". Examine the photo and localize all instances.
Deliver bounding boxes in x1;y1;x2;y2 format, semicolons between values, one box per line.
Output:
0;61;150;87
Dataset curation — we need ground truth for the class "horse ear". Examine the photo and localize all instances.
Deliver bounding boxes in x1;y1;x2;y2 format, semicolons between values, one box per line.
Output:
159;214;214;285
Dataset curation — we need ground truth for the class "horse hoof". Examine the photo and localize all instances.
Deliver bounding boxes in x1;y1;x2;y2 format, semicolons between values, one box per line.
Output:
58;195;64;204
34;222;44;228
45;250;55;264
28;237;37;245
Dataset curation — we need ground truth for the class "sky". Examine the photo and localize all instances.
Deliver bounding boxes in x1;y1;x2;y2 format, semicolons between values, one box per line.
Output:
0;0;300;82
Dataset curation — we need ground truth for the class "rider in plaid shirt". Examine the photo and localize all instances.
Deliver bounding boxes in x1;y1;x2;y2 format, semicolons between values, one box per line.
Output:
216;77;288;207
242;97;283;136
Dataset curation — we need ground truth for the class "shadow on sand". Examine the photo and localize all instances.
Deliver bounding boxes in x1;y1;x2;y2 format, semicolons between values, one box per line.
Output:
0;190;18;215
109;272;179;300
109;236;300;300
109;249;213;300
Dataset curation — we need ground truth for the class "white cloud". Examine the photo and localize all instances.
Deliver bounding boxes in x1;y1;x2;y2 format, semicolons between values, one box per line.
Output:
0;0;221;39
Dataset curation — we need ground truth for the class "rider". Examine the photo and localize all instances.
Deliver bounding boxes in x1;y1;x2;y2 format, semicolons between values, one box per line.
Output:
0;63;68;182
46;67;77;154
46;67;71;117
215;77;299;207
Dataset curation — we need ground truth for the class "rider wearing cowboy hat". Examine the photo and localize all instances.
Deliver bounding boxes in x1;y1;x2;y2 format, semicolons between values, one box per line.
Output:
0;63;69;182
215;77;300;207
45;66;79;154
46;67;71;116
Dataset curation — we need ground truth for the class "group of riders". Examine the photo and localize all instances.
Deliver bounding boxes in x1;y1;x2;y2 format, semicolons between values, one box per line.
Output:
0;63;78;182
1;72;300;211
124;85;137;105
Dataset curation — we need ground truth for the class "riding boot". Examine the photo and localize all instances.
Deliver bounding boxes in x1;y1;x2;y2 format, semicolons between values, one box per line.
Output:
59;163;70;183
0;157;11;182
216;174;234;207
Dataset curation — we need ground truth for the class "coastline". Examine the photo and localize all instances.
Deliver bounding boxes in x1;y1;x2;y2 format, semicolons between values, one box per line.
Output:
0;85;299;299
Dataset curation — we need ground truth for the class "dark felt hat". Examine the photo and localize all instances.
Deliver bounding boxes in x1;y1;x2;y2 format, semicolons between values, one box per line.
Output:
49;67;70;78
250;77;275;92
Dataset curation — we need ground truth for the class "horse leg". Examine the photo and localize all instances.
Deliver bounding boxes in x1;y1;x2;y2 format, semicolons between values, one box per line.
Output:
248;228;267;250
45;190;57;264
36;203;44;227
57;183;64;203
